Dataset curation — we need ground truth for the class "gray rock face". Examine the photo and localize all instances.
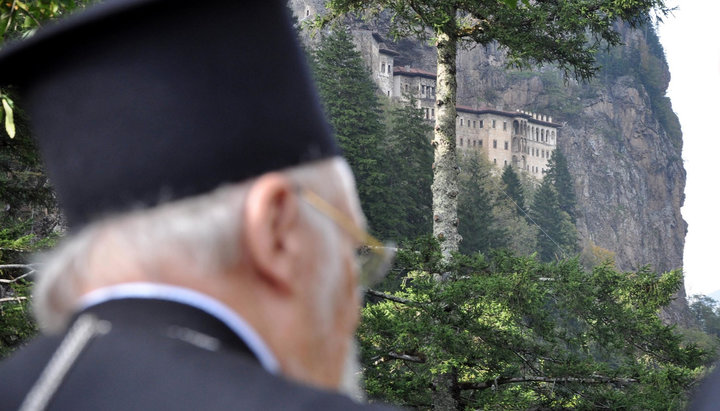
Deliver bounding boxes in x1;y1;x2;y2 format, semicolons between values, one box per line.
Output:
291;2;689;322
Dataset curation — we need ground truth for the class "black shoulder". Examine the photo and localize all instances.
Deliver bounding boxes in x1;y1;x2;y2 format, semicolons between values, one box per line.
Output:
0;335;64;410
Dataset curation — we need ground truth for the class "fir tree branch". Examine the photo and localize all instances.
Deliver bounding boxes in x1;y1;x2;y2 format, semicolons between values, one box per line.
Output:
0;296;28;303
0;264;38;283
458;375;638;391
366;288;420;306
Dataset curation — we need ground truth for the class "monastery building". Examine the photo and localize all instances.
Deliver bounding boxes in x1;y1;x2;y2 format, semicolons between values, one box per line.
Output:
355;30;561;178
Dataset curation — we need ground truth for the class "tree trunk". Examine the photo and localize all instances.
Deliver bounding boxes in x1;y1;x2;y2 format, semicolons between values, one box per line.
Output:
432;30;460;259
432;367;459;410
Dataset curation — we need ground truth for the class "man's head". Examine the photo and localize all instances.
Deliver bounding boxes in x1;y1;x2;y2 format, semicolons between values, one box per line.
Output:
0;0;379;396
34;157;365;392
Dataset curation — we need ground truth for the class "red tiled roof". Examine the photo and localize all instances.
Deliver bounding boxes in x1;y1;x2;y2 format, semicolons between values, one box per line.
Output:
456;105;561;127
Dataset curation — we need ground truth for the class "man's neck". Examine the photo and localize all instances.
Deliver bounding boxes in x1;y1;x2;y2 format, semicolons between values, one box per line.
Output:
78;282;280;374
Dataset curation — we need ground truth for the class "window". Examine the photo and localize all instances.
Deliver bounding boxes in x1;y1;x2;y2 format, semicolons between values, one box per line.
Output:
431;87;435;94
478;140;483;147
425;108;429;119
493;140;497;149
504;141;509;150
387;91;390;96
422;85;426;94
503;121;507;131
381;63;386;73
431;108;435;117
493;158;497;164
405;84;408;92
504;160;507;166
473;120;476;128
460;138;464;146
460;118;464;126
492;120;496;128
473;140;476;147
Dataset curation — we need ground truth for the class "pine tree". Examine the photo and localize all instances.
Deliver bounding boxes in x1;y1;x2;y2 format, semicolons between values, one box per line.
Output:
546;149;577;223
529;177;577;262
310;27;397;238
384;99;433;239
500;165;526;218
458;152;507;254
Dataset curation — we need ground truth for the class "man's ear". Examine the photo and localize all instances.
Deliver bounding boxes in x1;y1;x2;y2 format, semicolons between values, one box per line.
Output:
242;173;302;294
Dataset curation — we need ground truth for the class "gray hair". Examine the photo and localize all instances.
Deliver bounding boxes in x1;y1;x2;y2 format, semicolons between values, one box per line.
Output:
33;158;355;333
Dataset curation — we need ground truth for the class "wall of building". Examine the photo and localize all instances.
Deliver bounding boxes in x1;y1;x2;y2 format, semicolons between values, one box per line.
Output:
353;29;560;179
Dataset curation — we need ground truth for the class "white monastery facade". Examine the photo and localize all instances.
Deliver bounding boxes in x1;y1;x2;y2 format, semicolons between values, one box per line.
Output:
357;30;561;178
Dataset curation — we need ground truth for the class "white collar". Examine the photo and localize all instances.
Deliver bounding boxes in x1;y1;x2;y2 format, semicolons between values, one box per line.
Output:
78;282;280;374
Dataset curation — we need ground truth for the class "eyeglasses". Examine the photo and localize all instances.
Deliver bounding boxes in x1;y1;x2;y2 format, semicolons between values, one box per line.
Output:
298;187;396;289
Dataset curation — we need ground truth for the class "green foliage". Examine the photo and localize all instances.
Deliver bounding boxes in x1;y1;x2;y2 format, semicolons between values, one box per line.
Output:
689;295;720;339
457;152;507;254
360;239;708;409
310;26;401;239
545;149;577;223
0;280;35;358
0;219;56;358
529;177;578;262
501;164;526;218
0;0;91;356
310;27;436;241
0;0;90;44
383;98;434;239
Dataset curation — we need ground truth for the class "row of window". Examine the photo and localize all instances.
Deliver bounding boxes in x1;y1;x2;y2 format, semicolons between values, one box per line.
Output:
458;118;508;131
423;107;435;119
530;147;551;158
380;62;392;74
492;159;509;167
458;138;483;148
402;83;436;97
458;138;510;151
512;120;557;142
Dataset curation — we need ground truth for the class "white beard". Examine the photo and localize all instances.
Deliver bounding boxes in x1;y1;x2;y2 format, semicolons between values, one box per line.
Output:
338;339;365;402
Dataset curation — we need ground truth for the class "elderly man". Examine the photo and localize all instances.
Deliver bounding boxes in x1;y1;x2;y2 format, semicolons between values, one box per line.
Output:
0;0;395;409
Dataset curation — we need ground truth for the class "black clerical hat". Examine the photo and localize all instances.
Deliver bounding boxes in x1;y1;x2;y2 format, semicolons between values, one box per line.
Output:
0;0;338;229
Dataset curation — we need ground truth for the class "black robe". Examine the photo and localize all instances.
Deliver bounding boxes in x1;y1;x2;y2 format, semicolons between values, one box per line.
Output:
0;299;396;410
